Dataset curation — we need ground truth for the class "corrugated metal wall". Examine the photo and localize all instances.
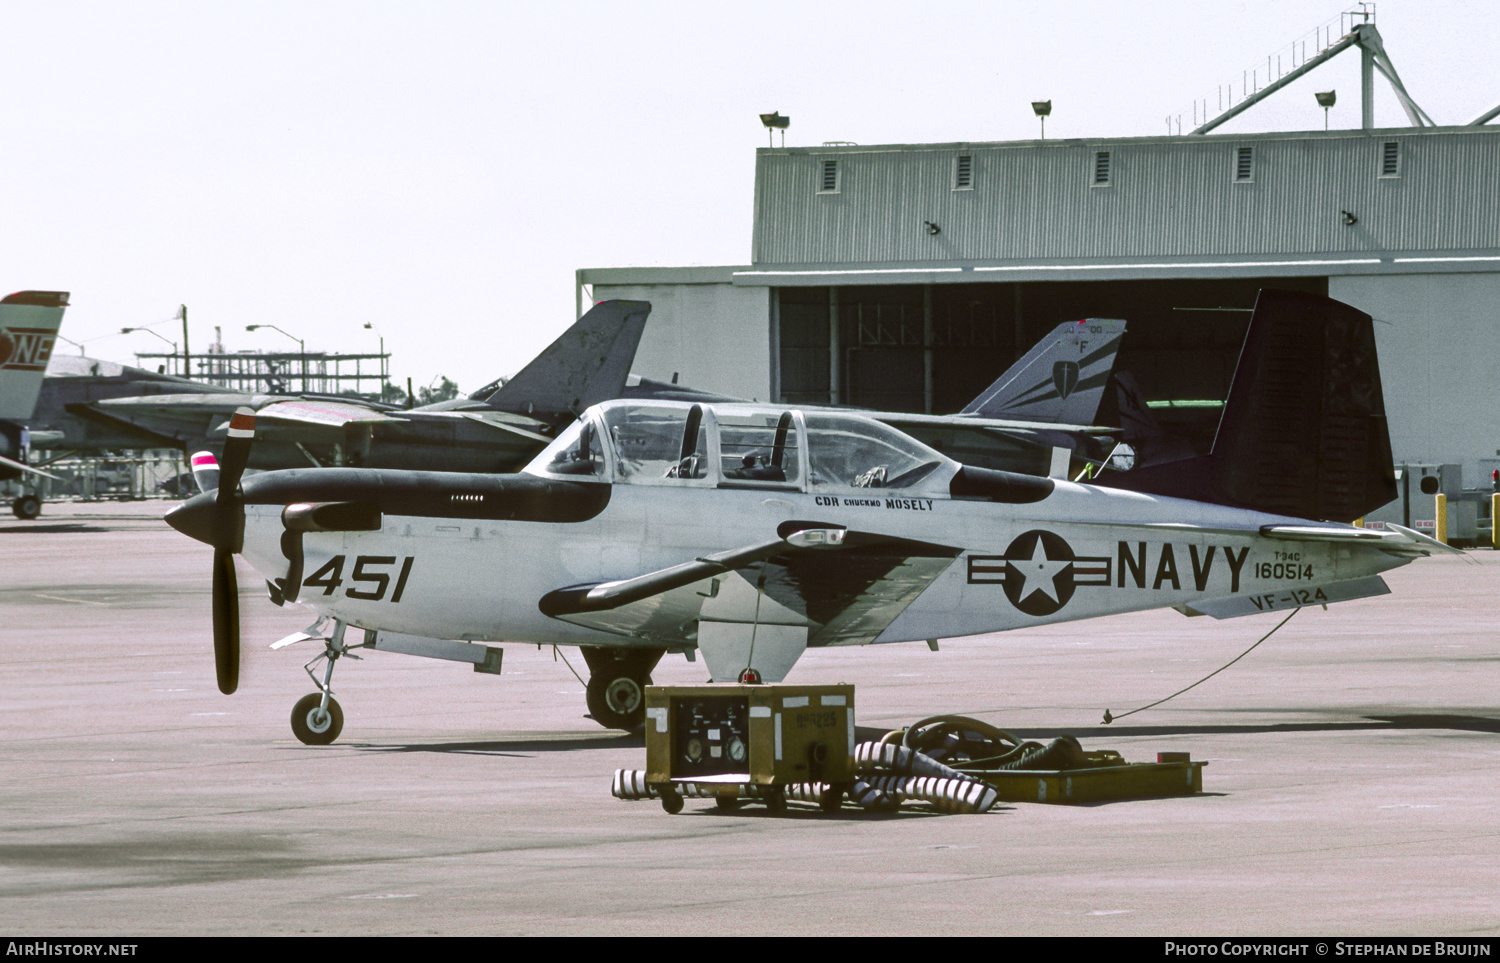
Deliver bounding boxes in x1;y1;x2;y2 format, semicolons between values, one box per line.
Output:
752;128;1500;265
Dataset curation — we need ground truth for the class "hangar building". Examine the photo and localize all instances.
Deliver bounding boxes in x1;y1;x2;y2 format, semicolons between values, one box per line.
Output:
579;124;1500;486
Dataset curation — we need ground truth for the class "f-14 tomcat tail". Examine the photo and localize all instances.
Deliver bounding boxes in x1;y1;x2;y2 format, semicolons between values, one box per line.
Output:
1098;290;1397;523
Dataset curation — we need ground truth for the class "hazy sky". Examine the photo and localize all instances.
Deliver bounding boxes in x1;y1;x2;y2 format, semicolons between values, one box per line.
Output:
3;0;1496;394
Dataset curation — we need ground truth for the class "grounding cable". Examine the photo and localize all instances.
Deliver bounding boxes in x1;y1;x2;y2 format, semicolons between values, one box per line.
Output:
1102;606;1301;724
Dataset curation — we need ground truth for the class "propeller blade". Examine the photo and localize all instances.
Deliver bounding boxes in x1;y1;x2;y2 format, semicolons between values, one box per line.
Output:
189;450;220;494
212;548;241;694
217;407;256;500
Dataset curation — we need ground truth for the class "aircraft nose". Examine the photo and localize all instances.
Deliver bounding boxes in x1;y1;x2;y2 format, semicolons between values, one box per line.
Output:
165;491;218;546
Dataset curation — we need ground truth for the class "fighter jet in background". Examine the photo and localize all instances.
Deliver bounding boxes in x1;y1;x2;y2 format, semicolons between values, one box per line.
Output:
37;300;652;475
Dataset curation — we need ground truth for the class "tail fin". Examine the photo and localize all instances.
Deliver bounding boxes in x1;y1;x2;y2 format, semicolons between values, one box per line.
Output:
0;291;69;421
961;318;1126;423
485;300;651;416
1097;290;1396;523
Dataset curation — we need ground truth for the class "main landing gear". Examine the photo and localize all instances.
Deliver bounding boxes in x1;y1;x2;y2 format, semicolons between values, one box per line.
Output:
290;620;359;745
11;493;40;519
580;646;665;731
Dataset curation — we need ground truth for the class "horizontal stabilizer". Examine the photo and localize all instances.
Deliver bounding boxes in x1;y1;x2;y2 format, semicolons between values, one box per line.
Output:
1178;575;1390;619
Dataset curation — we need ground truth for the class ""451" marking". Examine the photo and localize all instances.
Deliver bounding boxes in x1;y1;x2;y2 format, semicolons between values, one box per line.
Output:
303;555;415;602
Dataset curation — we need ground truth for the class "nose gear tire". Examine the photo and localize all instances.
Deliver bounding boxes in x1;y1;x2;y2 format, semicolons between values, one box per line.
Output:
291;692;344;745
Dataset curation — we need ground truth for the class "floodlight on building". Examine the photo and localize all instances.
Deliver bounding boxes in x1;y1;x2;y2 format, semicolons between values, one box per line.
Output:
1031;100;1051;139
759;112;789;147
1316;90;1337;130
1341;209;1359;226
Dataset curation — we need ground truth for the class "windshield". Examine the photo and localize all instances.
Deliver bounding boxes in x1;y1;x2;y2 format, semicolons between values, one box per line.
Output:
527;416;606;479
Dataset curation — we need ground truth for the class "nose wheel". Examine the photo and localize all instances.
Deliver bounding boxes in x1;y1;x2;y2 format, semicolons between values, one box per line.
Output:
291;692;344;745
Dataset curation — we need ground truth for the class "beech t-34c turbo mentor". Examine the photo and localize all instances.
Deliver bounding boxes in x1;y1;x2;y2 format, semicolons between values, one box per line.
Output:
166;290;1455;744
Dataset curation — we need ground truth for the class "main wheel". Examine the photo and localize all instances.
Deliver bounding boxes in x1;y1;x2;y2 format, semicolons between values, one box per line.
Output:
291;693;344;745
12;495;40;520
586;671;650;731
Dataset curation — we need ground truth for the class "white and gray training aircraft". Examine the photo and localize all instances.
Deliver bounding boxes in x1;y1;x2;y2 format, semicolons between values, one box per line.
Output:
166;290;1456;743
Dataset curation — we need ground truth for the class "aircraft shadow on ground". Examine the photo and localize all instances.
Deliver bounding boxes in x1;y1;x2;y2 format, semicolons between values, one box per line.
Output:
1012;713;1500;739
346;732;647;756
0;523;106;534
326;714;1500;760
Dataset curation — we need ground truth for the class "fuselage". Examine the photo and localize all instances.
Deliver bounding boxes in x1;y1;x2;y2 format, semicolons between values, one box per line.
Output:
217;466;1410;650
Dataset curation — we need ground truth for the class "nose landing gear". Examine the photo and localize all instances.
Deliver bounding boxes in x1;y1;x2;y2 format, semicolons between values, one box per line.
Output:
291;620;360;745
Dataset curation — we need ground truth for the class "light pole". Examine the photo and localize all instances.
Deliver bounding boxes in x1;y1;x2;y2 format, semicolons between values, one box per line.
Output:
1031;100;1051;139
120;327;179;373
1315;90;1337;130
362;322;390;403
245;324;307;393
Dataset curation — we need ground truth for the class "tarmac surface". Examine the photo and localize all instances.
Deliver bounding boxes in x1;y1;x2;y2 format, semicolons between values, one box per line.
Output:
2;500;1497;936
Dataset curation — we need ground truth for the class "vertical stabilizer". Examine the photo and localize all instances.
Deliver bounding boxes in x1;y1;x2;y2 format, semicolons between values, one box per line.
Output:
961;318;1126;424
1097;290;1397;523
0;292;69;421
486;300;651;417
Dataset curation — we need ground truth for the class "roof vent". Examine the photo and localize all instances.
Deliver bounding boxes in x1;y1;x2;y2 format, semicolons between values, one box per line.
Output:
1235;146;1254;182
954;154;973;190
1092;151;1112;186
1380;141;1401;177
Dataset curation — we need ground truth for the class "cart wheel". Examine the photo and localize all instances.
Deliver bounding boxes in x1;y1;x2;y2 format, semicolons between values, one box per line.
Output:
660;788;684;815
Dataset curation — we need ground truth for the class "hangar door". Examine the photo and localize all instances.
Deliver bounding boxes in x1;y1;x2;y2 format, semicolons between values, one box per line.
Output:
777;275;1328;455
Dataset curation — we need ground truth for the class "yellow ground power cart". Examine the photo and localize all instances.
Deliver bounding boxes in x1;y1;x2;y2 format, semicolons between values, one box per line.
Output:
642;683;855;813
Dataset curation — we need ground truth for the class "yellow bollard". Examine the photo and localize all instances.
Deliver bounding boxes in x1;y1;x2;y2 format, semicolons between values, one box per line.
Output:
1435;493;1448;545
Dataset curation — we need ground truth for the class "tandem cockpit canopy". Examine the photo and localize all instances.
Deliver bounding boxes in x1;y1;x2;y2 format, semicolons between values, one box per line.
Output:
524;400;959;494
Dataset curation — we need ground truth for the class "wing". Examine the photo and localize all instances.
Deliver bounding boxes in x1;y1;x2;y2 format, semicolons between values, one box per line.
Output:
539;524;963;647
253;399;401;428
